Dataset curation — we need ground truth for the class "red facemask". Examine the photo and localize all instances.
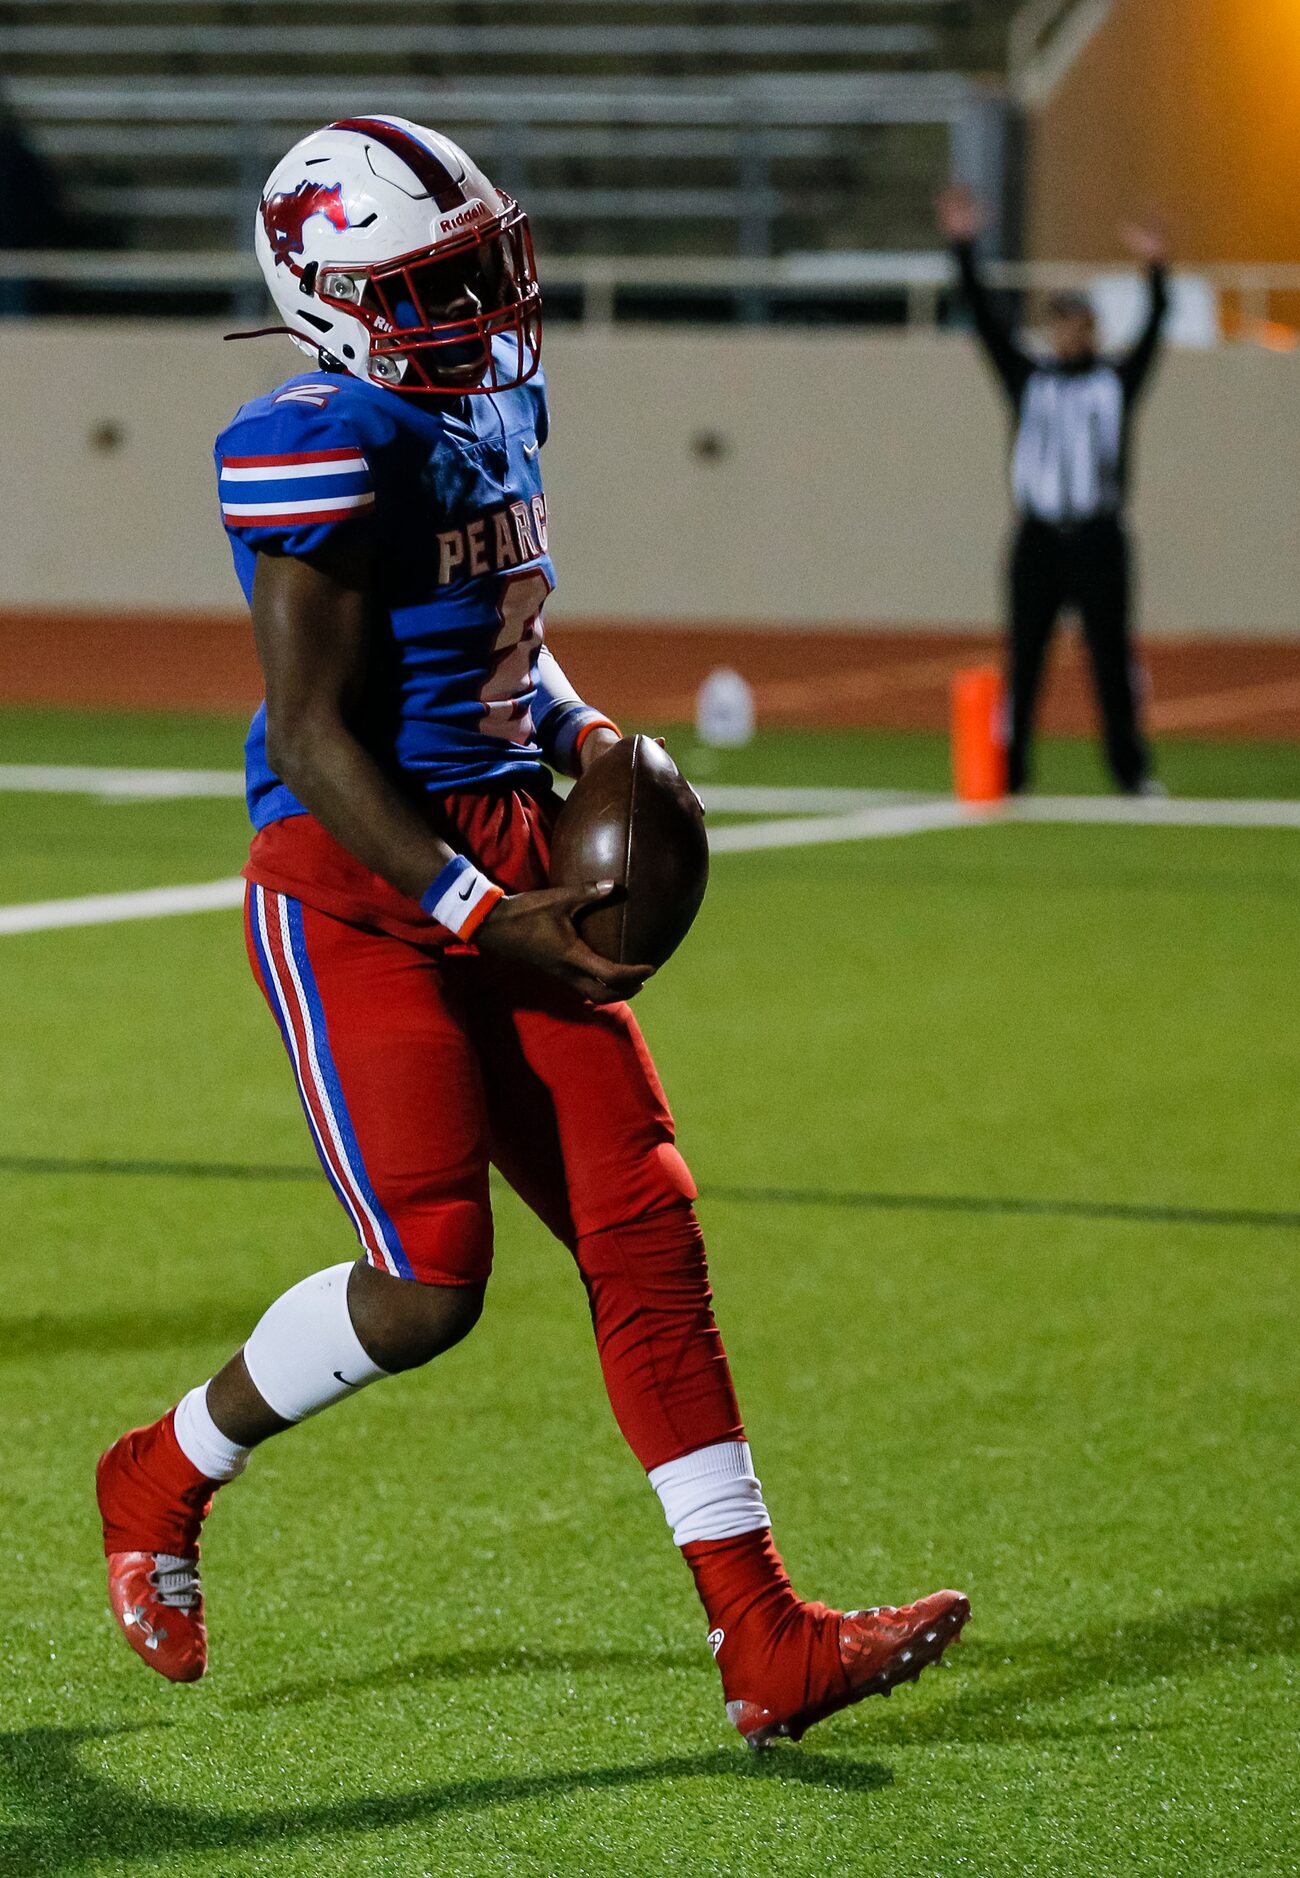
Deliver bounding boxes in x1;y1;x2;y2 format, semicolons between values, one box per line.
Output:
312;199;542;395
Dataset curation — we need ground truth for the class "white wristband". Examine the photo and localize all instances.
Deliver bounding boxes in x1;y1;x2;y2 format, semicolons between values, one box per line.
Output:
420;855;504;940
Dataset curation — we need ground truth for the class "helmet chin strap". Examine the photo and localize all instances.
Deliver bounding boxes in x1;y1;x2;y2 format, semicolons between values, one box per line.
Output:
222;326;355;377
223;325;486;396
222;325;297;342
225;313;494;392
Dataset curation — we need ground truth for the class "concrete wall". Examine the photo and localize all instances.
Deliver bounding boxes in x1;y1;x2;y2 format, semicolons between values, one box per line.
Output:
2;320;1298;637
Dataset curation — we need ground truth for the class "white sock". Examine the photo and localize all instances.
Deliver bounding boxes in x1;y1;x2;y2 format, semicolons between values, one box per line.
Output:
648;1440;771;1546
173;1382;250;1482
242;1261;389;1422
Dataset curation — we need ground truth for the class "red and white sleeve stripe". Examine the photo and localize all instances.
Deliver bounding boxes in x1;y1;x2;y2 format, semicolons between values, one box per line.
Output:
218;447;375;529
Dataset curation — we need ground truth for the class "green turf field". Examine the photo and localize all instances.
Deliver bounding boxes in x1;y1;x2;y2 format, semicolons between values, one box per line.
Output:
3;709;1298;1877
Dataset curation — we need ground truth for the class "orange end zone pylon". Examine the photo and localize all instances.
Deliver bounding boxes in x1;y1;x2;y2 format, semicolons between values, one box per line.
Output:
951;667;1008;803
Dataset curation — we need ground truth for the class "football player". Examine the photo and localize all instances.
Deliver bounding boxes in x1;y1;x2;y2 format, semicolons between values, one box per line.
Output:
97;116;968;1747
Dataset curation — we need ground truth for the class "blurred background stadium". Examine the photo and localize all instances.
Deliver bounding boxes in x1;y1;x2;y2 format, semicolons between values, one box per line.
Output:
1;0;1298;726
3;7;1298;1876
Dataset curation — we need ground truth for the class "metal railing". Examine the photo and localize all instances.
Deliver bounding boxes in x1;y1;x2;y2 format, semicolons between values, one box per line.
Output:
9;71;991;124
3;248;1298;333
0;0;960;9
1;20;941;57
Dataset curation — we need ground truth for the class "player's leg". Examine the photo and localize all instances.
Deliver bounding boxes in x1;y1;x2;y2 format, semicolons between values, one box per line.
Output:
97;887;493;1681
471;976;740;1451
1075;521;1152;792
472;965;968;1746
1007;519;1064;793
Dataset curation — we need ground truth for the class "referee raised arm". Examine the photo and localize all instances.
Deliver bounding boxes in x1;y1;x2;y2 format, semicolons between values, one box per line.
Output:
938;186;1170;795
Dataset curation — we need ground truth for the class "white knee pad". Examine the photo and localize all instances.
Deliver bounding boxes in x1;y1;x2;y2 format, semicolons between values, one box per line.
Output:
242;1262;389;1423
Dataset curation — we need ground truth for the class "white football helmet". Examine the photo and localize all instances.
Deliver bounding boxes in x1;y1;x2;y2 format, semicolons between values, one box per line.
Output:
254;115;541;395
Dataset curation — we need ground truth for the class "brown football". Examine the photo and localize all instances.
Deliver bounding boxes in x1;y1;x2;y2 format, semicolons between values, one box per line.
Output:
549;735;709;966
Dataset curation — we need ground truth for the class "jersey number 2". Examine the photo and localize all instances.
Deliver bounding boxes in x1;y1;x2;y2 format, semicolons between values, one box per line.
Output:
481;568;553;744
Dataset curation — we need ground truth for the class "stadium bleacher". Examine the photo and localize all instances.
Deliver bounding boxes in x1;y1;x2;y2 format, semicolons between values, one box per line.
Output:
2;1;1024;261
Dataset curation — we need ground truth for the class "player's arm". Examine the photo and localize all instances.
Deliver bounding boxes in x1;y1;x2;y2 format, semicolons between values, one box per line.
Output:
534;648;681;783
532;646;621;777
253;537;454;900
251;541;651;1003
532;650;679;784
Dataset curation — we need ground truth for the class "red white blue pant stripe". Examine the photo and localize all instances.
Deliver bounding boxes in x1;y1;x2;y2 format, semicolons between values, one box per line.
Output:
248;884;413;1278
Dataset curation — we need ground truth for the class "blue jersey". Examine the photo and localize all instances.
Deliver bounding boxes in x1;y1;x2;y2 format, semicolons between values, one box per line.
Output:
216;357;594;830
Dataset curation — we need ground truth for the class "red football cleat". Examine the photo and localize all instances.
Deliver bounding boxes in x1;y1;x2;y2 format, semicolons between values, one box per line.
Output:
97;1414;218;1684
104;1550;208;1683
725;1588;971;1749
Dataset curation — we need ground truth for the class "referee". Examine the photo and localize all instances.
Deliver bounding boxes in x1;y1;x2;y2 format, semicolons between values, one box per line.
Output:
938;187;1170;795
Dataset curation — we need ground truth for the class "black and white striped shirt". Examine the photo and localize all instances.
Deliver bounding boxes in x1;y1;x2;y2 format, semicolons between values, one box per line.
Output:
955;245;1169;526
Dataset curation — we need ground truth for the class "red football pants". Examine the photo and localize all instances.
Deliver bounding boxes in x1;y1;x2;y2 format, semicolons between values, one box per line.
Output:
244;867;743;1472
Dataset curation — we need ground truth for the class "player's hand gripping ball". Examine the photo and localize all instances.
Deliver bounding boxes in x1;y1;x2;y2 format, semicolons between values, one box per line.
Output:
550;735;709;967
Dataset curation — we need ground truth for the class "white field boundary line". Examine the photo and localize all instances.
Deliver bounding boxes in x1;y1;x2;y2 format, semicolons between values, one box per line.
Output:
1005;795;1300;830
701;785;935;814
0;878;246;936
11;767;1299;828
0;764;246;799
707;793;1300;849
0;767;924;816
4;792;1300;937
0;802;967;936
707;799;974;851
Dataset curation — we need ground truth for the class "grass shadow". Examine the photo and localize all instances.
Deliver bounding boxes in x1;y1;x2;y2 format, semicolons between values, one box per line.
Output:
222;1642;706;1715
5;1583;1295;1869
3;1306;265;1365
0;1724;890;1876
231;1580;1300;1749
860;1577;1300;1748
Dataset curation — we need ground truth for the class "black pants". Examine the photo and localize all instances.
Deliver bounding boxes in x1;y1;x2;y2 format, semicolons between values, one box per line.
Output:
1007;516;1151;793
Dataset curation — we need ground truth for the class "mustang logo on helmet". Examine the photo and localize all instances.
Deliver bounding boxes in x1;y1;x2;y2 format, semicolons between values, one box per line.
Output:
262;180;352;265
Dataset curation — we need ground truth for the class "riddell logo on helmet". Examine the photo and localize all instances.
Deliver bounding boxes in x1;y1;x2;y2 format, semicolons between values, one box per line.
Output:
263;181;352;263
440;201;491;232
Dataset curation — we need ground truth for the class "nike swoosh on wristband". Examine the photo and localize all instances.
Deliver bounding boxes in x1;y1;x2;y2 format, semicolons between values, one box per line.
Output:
457;880;475;900
333;1369;358;1387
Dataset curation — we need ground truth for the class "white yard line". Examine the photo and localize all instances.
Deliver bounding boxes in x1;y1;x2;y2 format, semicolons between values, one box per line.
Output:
552;779;928;814
4;785;1300;936
0;764;245;800
0;809;956;933
707;799;976;851
708;792;1300;849
0;768;920;816
8;767;1298;829
1004;795;1300;830
699;785;933;814
0;878;245;936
